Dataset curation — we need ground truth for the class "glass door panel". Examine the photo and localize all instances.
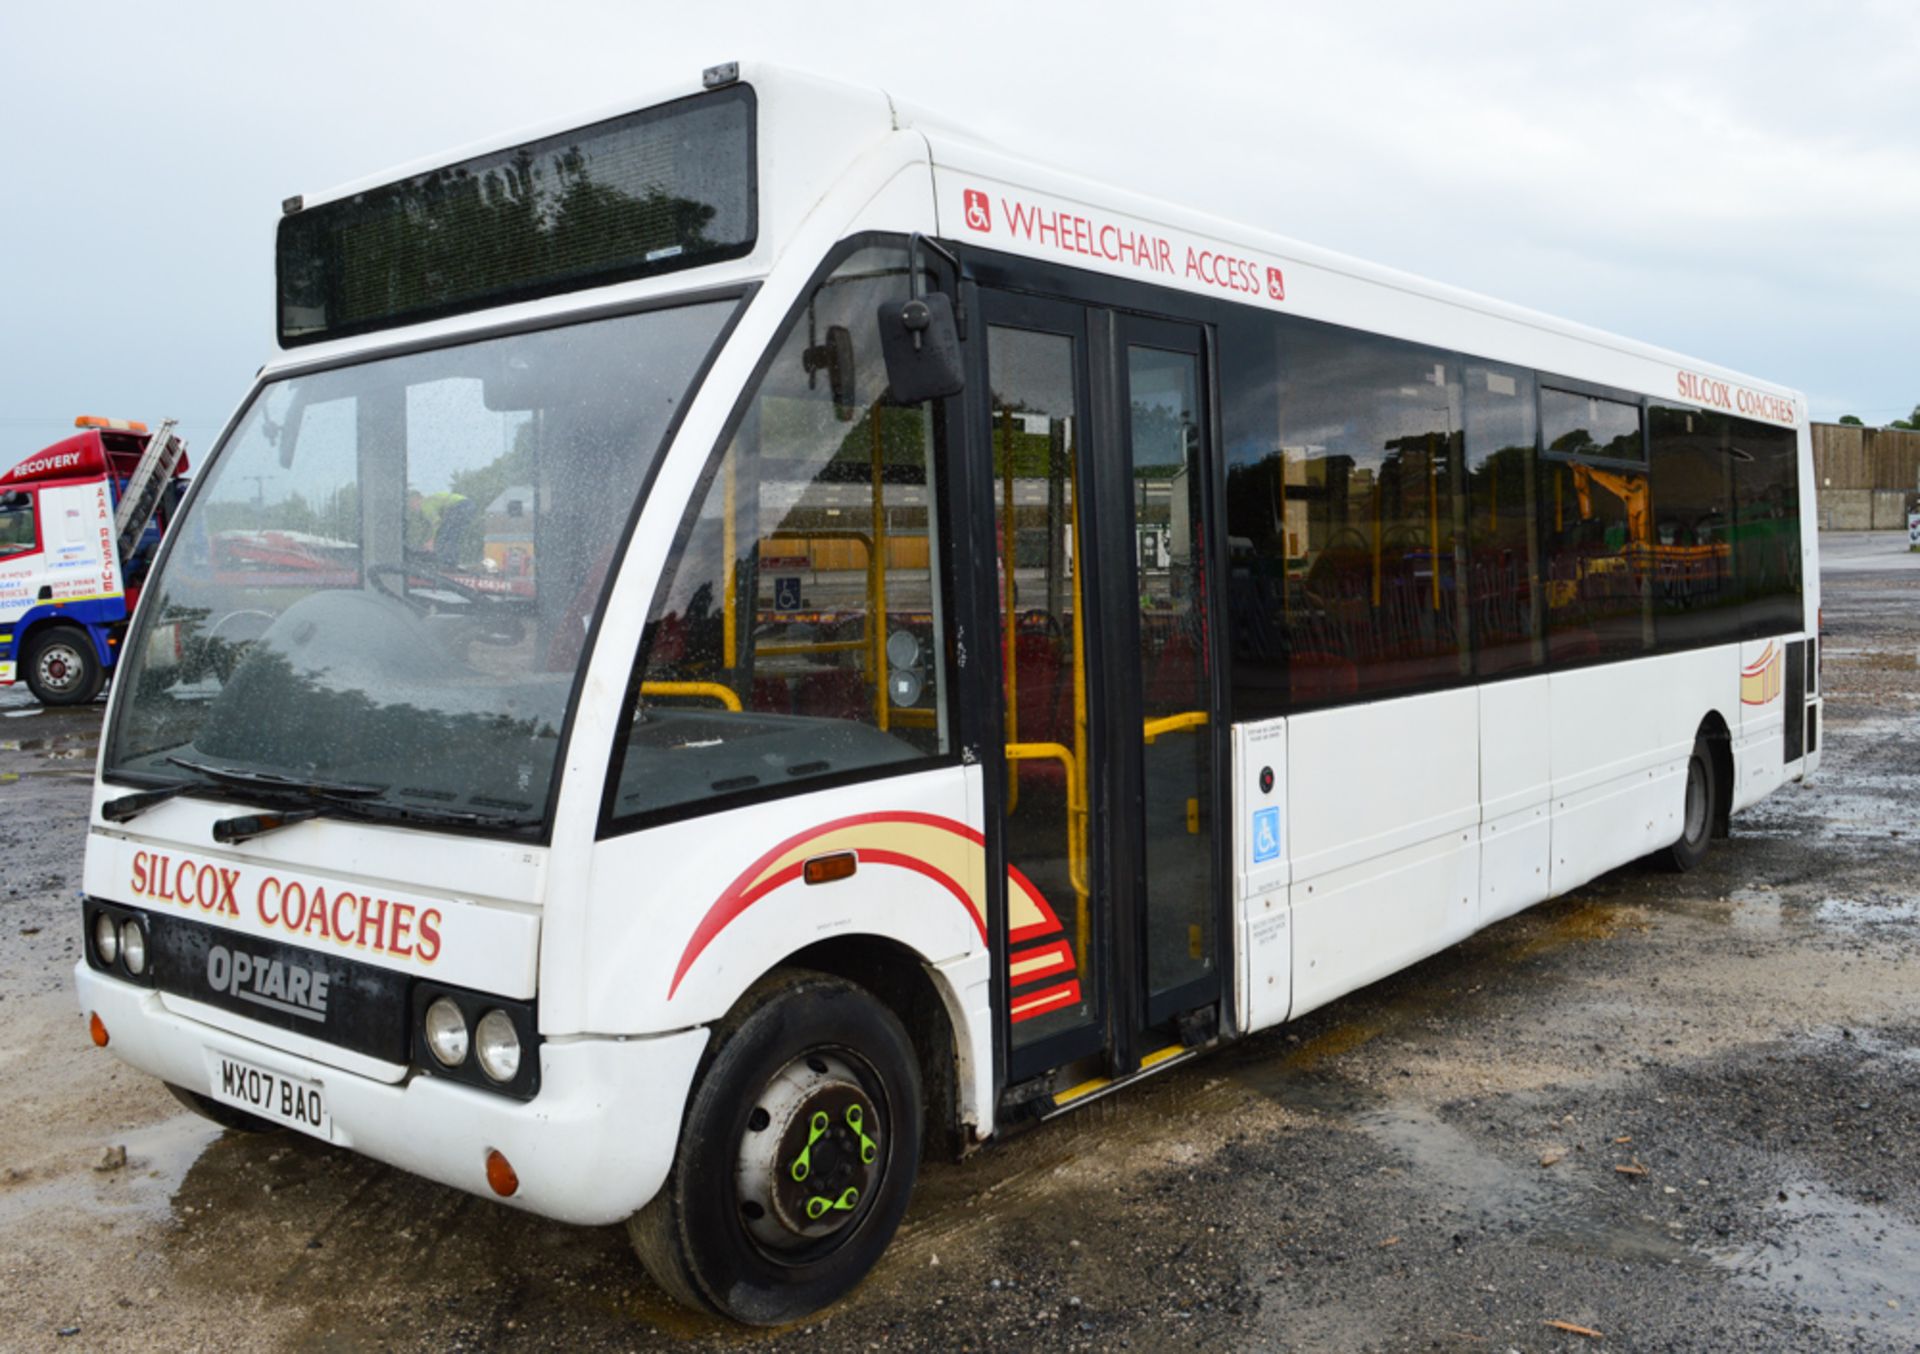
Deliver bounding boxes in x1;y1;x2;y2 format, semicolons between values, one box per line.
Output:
988;321;1101;1057
1125;341;1216;1012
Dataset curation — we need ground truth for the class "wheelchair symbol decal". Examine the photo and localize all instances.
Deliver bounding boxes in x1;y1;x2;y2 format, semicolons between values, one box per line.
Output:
1252;807;1280;863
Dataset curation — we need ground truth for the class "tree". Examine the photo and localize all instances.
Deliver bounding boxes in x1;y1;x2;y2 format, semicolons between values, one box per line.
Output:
1892;404;1920;431
1838;414;1865;426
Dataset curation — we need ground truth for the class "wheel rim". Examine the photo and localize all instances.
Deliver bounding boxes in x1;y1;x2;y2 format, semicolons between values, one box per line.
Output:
734;1049;886;1261
36;642;85;694
1684;757;1709;844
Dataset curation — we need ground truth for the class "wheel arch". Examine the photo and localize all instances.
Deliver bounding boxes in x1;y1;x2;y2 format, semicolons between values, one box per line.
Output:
1696;709;1733;838
777;934;972;1161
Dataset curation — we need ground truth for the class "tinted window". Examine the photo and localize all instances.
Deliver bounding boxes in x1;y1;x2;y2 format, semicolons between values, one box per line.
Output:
1732;417;1803;636
1463;364;1541;676
610;245;949;823
1540;389;1650;664
279;87;755;346
1542;387;1643;461
1222;317;1465;709
1648;405;1739;648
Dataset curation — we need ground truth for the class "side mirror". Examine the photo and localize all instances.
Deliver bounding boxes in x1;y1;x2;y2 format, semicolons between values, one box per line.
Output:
877;292;964;404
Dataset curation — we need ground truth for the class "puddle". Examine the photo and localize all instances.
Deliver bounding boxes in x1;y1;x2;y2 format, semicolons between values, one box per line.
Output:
1722;889;1785;934
0;1113;221;1228
1815;896;1920;927
1712;1178;1920;1340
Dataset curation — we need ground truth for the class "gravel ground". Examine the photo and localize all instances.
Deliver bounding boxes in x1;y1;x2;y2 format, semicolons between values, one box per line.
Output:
2;534;1917;1352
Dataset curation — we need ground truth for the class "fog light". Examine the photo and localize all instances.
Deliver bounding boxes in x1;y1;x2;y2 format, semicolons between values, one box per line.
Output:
93;912;119;965
474;1010;521;1083
424;997;469;1066
120;919;147;976
485;1148;518;1197
88;1012;109;1047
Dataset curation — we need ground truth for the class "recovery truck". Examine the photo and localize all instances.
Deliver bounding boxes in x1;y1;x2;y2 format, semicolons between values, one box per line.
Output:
0;416;188;704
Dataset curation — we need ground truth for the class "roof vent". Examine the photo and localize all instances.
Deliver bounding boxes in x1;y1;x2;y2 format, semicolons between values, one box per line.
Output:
702;62;739;90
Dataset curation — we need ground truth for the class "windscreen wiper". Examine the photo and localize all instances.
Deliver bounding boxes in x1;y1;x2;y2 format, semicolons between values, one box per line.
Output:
166;755;387;800
100;779;207;824
324;799;541;834
163;755;389;844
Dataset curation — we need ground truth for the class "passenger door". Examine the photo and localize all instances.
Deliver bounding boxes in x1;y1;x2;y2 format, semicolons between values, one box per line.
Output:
974;292;1222;1091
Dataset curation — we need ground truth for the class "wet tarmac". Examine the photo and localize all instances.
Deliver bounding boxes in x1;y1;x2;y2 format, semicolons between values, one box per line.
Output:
3;533;1918;1351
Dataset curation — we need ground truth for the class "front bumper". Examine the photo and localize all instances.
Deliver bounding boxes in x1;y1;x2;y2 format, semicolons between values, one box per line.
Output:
75;962;708;1226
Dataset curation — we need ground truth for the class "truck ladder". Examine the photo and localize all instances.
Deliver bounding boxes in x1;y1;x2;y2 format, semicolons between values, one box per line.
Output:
112;417;185;565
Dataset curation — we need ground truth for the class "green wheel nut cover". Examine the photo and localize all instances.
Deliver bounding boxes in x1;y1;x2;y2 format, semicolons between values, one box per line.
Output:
806;1185;861;1220
789;1109;831;1182
846;1102;878;1164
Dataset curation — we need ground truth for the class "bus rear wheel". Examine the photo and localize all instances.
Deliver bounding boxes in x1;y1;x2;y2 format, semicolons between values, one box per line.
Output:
1665;734;1718;872
25;625;104;705
628;968;923;1325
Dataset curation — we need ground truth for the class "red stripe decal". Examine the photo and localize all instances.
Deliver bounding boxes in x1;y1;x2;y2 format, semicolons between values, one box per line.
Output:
668;812;985;998
1009;979;1081;1022
1008;939;1075;983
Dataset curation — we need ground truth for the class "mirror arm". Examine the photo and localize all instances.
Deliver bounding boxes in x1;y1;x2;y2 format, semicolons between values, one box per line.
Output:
908;232;965;340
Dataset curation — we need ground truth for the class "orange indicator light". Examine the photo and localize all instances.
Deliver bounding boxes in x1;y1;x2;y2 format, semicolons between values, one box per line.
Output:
89;1012;109;1047
803;851;858;886
485;1149;519;1197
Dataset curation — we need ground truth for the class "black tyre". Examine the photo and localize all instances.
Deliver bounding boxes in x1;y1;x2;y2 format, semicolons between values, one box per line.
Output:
24;625;104;706
1665;735;1717;872
628;968;923;1325
166;1083;282;1134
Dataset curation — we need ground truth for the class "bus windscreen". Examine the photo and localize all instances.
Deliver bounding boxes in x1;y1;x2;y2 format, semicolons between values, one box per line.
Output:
277;85;754;346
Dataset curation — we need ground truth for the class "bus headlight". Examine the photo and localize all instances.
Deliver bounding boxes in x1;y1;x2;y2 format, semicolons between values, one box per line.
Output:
425;997;469;1066
120;919;147;976
93;912;120;965
474;1010;521;1083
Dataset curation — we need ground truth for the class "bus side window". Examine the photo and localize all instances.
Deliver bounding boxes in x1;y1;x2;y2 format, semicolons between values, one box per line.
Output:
0;491;33;555
609;243;953;822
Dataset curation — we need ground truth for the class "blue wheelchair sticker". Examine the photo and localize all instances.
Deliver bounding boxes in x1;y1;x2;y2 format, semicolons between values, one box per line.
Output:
773;576;802;610
1252;806;1281;863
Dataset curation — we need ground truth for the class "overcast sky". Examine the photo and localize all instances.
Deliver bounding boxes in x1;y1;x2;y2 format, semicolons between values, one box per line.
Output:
3;1;1916;461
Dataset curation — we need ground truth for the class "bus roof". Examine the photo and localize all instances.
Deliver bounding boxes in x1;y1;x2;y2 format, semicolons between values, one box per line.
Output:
275;61;1802;419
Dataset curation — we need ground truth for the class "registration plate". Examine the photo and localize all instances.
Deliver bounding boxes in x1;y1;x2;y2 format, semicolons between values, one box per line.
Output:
204;1051;331;1139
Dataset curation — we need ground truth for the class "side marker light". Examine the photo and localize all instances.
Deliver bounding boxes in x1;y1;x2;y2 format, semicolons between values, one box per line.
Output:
803;851;858;886
89;1012;109;1047
485;1149;519;1197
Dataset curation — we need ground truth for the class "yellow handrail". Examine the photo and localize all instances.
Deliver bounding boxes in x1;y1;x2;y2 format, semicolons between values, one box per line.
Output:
756;639;867;658
640;681;742;712
1005;741;1088;910
1142;710;1209;744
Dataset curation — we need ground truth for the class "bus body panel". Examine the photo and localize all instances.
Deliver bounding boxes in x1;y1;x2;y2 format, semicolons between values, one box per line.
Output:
83;828;541;999
1479;675;1554;927
582;765;987;1028
1732;635;1791;813
76;962;705;1226
1284;689;1481;1020
1546;647;1726;895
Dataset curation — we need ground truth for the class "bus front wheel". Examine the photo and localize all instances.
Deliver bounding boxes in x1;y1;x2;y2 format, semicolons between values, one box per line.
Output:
24;625;104;705
628;968;923;1325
